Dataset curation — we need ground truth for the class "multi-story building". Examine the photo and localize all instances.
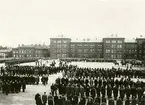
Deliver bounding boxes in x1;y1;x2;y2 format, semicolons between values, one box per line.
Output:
103;37;125;59
50;37;145;60
124;42;137;59
136;38;145;60
50;38;71;59
12;44;49;58
69;42;103;58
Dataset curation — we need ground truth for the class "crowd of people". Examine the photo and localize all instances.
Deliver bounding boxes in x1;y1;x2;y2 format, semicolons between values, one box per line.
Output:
0;59;145;105
0;63;66;95
35;64;145;105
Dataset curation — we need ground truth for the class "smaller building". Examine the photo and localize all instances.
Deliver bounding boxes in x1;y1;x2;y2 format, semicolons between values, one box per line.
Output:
12;44;50;58
0;46;12;58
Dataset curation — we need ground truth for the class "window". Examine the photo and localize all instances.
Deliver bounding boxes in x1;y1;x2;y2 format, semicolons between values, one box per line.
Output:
106;45;111;48
57;49;61;53
117;40;122;43
52;40;56;43
57;54;61;58
106;49;111;53
111;50;116;53
78;44;82;47
111;45;116;48
57;45;61;48
84;54;88;57
62;54;67;57
84;44;89;47
90;49;95;53
98;45;102;48
78;49;83;53
84;49;89;53
63;41;67;43
90;44;95;48
106;40;110;43
71;44;75;48
117;45;122;48
62;44;67;48
57;40;61;43
112;40;116;43
71;49;75;53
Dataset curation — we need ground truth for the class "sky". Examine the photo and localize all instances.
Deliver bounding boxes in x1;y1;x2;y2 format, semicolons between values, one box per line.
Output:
0;0;145;47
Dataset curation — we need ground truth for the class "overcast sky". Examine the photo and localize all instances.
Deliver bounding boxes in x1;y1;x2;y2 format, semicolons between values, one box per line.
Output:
0;0;145;47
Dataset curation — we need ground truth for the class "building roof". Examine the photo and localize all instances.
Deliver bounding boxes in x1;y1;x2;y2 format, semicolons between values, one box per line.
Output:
136;38;145;40
103;37;125;39
15;44;49;49
71;38;103;42
50;38;71;40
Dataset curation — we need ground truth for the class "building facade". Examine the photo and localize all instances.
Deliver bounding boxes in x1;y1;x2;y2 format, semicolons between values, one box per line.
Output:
0;47;12;58
124;42;137;59
50;38;71;58
12;45;49;58
103;38;125;59
136;38;145;60
69;42;103;58
50;37;145;60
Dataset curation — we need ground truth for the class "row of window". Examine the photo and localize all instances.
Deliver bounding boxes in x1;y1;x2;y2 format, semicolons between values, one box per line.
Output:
70;54;102;58
13;54;43;57
105;54;122;59
52;40;68;44
105;44;123;48
71;44;102;48
106;40;123;43
13;50;42;54
105;49;122;53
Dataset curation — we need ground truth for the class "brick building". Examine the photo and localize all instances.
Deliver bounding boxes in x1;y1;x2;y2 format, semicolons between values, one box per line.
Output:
69;42;103;58
103;37;125;59
136;38;145;60
0;47;12;58
50;38;71;58
124;42;137;59
50;37;145;60
12;44;49;58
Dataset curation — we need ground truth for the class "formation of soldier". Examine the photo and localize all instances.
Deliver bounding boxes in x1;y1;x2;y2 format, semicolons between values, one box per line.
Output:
0;64;67;95
42;65;145;105
0;75;26;95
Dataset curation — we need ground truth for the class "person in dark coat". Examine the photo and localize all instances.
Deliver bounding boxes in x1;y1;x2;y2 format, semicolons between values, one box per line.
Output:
108;97;115;105
116;97;123;105
48;93;53;105
79;97;86;105
54;94;59;105
101;85;106;98
37;96;43;105
22;81;26;92
113;85;118;100
42;92;47;105
90;86;96;99
65;99;72;105
131;96;138;105
125;98;131;105
96;85;100;97
125;86;131;99
120;85;125;100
